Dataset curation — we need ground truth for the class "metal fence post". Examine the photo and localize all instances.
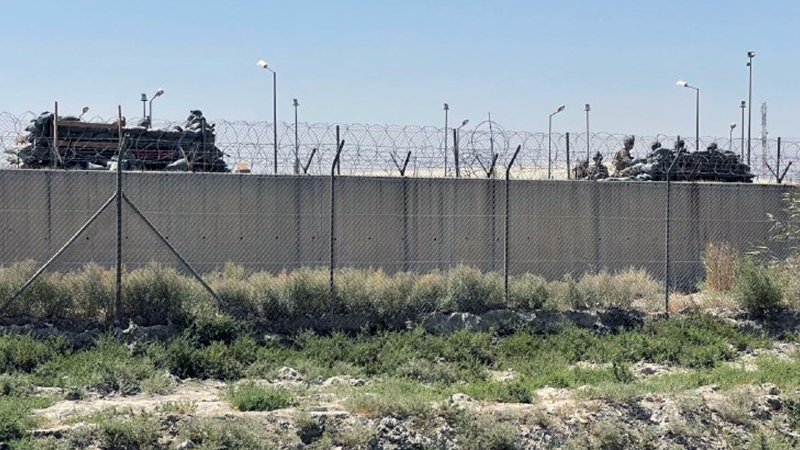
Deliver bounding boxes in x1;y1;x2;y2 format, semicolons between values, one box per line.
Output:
504;145;522;303
115;106;124;325
664;137;682;316
453;128;460;178
329;138;345;303
566;132;571;180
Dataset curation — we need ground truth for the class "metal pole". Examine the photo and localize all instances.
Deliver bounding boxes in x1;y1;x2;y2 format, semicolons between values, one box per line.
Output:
336;125;341;175
729;127;734;151
547;115;552;179
747;54;754;166
585;104;591;161
664;136;681;317
52;101;60;169
115;106;124;324
777;137;781;183
293;99;299;175
566;132;571;180
504;145;522;304
443;103;449;177
740;101;746;160
330;138;345;303
141;94;147;121
273;70;278;174
695;88;700;151
454;128;460;178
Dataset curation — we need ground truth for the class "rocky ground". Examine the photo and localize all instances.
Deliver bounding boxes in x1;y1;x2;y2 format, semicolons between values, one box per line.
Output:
23;339;800;449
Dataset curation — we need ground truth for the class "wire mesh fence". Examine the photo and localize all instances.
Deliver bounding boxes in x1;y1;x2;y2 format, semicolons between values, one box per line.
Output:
2;111;798;183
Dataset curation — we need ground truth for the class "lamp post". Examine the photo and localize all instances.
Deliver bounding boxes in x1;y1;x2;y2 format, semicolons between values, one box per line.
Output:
257;59;278;174
729;123;737;151
147;88;164;130
293;99;299;174
454;118;469;178
78;106;89;121
547;105;565;179
443;103;449;177
676;80;700;151
740;100;746;160
584;104;591;161
140;94;147;122
746;51;755;166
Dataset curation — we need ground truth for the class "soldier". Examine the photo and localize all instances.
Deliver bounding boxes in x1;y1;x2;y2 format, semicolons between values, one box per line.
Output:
588;152;609;180
612;136;635;175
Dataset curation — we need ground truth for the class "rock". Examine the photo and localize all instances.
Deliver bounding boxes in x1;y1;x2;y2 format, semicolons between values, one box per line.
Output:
451;393;475;405
176;440;195;450
276;367;304;382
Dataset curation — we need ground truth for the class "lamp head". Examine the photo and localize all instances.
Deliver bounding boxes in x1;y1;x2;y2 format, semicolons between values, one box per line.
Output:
747;50;756;58
730;123;737;130
154;88;165;98
461;119;469;127
676;80;688;88
741;100;746;107
443;103;449;111
256;59;269;69
141;93;147;102
82;106;89;114
585;104;590;112
293;98;299;107
556;105;565;113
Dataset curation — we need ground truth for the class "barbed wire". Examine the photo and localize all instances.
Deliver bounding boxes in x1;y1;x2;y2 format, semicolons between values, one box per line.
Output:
1;111;797;182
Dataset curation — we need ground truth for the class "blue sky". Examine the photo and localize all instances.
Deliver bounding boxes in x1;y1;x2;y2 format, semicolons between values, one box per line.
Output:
1;0;798;137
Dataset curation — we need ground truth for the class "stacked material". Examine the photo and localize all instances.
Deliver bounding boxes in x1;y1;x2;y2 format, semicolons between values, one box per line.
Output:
8;110;227;172
613;142;755;182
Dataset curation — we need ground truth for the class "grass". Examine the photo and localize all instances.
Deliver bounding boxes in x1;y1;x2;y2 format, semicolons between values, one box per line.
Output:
226;381;296;411
1;263;667;330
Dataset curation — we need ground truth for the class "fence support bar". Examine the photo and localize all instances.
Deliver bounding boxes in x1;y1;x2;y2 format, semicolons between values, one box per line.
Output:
115;107;124;324
121;193;219;303
330;138;345;302
2;193;117;313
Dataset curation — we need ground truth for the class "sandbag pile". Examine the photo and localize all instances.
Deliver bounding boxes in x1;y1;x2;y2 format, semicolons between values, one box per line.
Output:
614;142;754;182
8;110;228;172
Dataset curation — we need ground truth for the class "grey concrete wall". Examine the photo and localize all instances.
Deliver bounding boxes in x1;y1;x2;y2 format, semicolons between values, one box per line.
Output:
0;170;793;286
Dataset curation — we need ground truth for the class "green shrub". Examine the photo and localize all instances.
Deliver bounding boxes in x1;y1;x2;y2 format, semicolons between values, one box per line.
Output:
62;263;115;322
97;412;161;450
0;396;52;442
551;274;589;310
249;271;290;320
208;263;259;321
577;269;660;309
226;382;296;411
274;268;333;318
444;265;503;314
0;334;64;373
733;259;783;313
122;263;203;326
508;273;550;310
178;417;271;450
408;271;446;314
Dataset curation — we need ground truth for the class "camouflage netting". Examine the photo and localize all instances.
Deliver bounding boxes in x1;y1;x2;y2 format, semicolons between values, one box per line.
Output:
7;110;227;172
575;139;755;183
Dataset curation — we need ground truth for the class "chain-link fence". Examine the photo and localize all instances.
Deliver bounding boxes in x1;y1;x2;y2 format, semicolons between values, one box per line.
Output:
1;110;798;330
2;111;798;183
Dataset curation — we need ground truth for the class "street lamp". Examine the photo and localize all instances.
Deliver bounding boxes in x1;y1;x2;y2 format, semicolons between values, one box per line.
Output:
746;50;756;166
454;118;469;178
140;93;147;121
676;80;699;151
739;100;746;160
729;123;737;151
148;88;165;130
257;59;278;174
293;98;299;174
443;103;449;177
548;105;565;179
78;106;89;121
584;104;591;161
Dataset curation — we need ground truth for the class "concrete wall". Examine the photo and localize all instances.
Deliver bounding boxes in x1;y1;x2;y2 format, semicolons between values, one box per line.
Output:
0;170;793;285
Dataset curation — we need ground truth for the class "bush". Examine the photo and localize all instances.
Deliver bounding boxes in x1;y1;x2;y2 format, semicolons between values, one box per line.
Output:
122;263;203;326
408;271;446;314
208;263;259;321
274;268;333;318
733;259;783;313
62;263;115;322
0;334;64;373
550;274;589;310
508;273;550;310
178;417;271;450
97;412;161;450
444;265;503;314
226;382;296;411
702;242;740;292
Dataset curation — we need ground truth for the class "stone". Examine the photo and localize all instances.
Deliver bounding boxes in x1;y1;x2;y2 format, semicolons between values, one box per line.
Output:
176;440;195;450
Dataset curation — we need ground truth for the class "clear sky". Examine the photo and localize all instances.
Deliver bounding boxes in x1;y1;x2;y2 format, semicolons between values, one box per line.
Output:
1;0;798;138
